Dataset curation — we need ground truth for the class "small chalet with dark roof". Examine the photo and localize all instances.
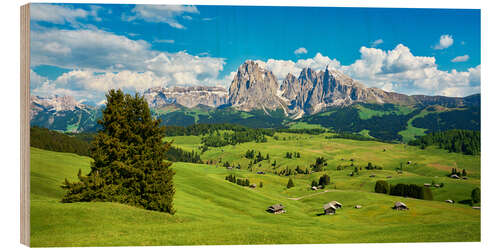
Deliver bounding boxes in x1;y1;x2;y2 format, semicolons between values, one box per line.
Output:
267;204;286;214
323;203;337;215
393;201;408;210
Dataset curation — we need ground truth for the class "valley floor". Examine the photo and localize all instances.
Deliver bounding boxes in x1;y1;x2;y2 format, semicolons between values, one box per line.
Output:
30;134;480;246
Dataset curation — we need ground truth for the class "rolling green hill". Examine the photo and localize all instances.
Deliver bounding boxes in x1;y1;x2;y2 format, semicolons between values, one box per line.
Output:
31;134;480;246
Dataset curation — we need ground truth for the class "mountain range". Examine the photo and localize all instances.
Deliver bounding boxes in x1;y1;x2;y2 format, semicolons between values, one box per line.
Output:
30;60;480;140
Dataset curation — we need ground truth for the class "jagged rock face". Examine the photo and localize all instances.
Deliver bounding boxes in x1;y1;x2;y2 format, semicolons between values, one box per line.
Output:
280;73;299;104
143;86;228;108
280;67;384;115
30;95;89;120
30;95;98;132
228;61;286;112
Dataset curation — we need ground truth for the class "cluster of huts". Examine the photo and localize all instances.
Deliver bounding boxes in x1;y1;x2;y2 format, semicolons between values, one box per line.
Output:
266;201;408;215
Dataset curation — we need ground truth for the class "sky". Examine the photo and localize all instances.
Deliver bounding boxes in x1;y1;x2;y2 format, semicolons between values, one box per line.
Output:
30;3;481;105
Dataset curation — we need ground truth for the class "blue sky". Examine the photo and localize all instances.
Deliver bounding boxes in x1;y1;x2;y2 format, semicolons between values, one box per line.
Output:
30;3;480;104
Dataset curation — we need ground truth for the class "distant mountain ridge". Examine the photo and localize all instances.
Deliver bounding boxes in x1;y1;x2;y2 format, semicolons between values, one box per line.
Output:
144;86;228;109
29;60;479;134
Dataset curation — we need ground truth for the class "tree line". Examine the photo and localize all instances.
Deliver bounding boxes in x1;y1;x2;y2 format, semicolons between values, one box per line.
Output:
225;174;250;187
201;129;269;149
164;144;203;163
275;166;311;176
375;180;433;200
164;123;329;137
30;126;92;156
409;129;480;155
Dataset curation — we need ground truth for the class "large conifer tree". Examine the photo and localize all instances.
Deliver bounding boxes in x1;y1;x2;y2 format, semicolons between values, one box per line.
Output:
61;89;176;214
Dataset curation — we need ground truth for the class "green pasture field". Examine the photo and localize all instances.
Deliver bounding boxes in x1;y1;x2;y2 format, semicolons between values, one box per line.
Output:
30;133;480;246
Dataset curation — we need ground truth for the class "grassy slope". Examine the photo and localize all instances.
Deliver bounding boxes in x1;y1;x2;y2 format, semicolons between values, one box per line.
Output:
357;105;414;120
398;109;430;143
31;137;480;247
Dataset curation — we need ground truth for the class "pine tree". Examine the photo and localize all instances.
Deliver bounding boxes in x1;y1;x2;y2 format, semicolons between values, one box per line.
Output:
287;178;295;188
61;89;176;214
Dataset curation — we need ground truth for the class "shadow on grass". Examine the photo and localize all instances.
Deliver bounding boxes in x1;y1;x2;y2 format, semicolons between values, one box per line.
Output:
458;199;473;206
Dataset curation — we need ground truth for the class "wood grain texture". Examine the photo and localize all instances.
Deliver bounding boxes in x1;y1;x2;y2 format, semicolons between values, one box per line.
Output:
20;3;30;247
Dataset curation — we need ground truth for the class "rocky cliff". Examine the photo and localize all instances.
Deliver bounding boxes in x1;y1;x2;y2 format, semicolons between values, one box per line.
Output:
228;60;287;113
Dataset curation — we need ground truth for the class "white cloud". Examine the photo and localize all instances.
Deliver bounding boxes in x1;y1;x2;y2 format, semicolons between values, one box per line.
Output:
370;39;383;47
31;28;153;71
31;28;226;82
31;69;171;104
451;54;470;62
294;47;308;55
31;4;101;27
144;52;225;84
53;70;168;92
127;5;199;29
339;44;479;97
30;70;49;89
342;44;436;78
31;27;228;104
433;34;454;50
31;4;88;25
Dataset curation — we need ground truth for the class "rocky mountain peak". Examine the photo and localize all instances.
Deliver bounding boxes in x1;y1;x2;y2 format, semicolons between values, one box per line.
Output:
228;60;286;112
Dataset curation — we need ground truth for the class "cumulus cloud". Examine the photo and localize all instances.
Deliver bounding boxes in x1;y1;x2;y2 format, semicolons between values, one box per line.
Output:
30;70;49;89
433;34;454;50
144;52;225;84
31;26;227;104
31;28;153;71
370;39;383;47
294;47;308;55
31;3;101;27
32;69;171;104
339;44;479;97
451;54;470;62
126;5;199;29
53;70;168;92
31;4;88;24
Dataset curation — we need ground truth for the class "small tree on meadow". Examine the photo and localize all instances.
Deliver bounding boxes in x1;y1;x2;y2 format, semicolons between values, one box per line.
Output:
471;187;480;204
287;178;295;188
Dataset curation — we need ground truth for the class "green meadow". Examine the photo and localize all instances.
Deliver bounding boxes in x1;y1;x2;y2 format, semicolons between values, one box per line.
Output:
30;133;480;247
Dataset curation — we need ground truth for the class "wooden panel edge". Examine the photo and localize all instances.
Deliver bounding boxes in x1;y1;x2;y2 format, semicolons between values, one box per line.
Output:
20;3;30;247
